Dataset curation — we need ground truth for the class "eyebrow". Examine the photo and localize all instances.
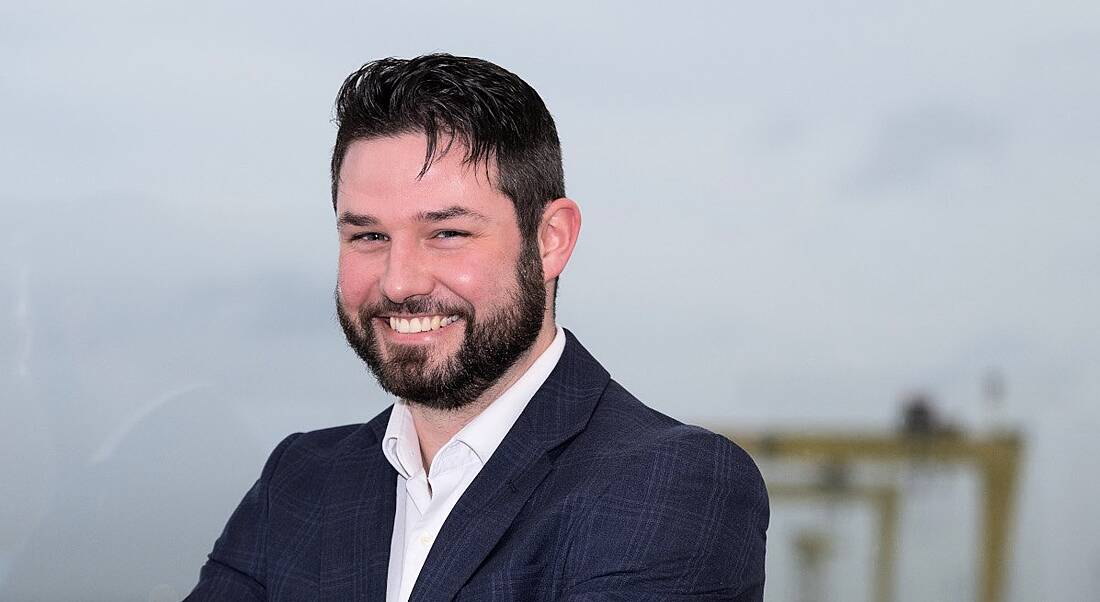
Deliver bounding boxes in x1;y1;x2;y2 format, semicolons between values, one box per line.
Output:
337;212;378;227
338;206;489;228
416;206;490;223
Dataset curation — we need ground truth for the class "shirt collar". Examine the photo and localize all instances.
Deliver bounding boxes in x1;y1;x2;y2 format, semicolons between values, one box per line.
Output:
381;400;421;480
382;325;566;477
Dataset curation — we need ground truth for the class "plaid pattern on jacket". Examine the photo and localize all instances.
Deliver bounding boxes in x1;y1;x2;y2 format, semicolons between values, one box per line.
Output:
188;330;768;601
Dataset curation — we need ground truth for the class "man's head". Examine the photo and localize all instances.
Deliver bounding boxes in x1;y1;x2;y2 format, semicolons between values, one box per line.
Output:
331;55;580;411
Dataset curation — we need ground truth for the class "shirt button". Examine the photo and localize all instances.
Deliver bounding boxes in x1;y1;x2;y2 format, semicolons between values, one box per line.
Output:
419;534;432;547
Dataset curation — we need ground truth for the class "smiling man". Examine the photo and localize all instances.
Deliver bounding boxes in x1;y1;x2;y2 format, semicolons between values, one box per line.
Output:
189;54;768;601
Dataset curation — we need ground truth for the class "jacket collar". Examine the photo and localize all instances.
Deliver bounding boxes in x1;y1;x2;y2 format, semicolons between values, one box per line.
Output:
410;329;610;601
319;329;610;601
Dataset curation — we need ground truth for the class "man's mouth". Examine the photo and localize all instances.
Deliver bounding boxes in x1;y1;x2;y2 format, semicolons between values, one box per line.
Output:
385;315;462;334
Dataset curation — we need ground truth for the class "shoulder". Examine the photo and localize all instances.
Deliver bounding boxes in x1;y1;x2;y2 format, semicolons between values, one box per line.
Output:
274;422;368;461
578;379;764;490
560;377;768;536
558;381;768;596
261;407;392;487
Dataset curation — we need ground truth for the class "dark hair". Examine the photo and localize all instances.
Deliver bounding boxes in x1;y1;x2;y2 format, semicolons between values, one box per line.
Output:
330;54;565;242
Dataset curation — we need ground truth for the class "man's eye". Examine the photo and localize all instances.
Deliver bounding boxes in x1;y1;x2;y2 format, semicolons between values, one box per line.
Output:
350;232;388;242
433;230;469;239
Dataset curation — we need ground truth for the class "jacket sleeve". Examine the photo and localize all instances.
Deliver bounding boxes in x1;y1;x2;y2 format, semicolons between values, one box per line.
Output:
561;427;768;601
186;433;301;601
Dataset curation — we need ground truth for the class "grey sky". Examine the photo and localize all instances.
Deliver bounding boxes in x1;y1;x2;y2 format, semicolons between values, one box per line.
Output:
2;1;1098;599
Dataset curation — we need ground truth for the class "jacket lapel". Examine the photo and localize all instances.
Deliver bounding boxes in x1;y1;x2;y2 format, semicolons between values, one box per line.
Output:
409;330;610;601
319;412;396;601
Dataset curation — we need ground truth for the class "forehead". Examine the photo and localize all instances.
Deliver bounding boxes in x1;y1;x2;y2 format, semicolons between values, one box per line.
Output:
336;134;510;219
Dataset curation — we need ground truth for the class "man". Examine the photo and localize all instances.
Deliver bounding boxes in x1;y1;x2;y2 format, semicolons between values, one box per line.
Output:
189;54;768;601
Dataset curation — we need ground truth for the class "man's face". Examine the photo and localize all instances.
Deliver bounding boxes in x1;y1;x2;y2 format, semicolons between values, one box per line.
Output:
335;134;546;410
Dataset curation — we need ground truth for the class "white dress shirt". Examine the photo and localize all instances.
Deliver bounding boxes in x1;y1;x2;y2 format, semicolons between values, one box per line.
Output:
382;326;566;602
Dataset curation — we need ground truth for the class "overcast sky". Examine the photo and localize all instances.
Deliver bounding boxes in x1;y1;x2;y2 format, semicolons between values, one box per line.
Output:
2;1;1098;599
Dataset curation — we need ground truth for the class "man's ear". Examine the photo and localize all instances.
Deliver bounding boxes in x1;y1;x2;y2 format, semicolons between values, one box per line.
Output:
537;198;581;282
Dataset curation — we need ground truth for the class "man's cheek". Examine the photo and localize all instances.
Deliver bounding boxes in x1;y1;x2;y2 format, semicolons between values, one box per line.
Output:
337;271;372;307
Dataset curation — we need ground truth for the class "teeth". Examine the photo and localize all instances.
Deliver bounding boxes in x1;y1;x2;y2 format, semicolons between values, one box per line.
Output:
388;315;461;333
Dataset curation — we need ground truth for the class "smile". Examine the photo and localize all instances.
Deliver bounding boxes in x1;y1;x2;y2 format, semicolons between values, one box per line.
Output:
387;315;461;334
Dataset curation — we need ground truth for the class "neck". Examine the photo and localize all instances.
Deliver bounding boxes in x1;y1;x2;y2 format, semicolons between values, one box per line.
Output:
409;320;558;471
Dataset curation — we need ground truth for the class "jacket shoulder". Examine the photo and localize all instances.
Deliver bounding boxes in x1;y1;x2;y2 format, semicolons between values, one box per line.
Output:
581;379;760;471
277;422;367;462
559;377;768;528
189;418;386;599
251;410;389;515
558;380;769;597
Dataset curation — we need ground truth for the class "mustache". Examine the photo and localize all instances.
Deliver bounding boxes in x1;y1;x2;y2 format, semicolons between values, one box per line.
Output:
357;296;472;320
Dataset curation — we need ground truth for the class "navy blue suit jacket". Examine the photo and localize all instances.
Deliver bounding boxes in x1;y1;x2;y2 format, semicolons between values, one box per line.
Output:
189;331;768;600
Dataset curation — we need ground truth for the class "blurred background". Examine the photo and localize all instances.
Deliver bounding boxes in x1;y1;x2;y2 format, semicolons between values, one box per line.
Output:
2;1;1097;600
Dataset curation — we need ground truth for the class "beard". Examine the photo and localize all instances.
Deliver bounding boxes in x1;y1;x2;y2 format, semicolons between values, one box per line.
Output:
336;244;546;411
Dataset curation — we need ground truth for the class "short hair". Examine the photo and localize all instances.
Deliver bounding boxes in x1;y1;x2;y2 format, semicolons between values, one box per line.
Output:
330;54;565;242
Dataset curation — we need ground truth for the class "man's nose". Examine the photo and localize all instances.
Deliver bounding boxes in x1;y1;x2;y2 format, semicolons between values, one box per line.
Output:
380;241;434;304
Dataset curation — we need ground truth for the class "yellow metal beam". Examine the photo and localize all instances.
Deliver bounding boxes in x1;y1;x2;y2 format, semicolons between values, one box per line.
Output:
768;484;898;602
723;431;1023;602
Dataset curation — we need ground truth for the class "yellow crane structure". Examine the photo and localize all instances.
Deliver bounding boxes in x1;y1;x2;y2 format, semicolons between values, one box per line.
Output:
723;430;1023;602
